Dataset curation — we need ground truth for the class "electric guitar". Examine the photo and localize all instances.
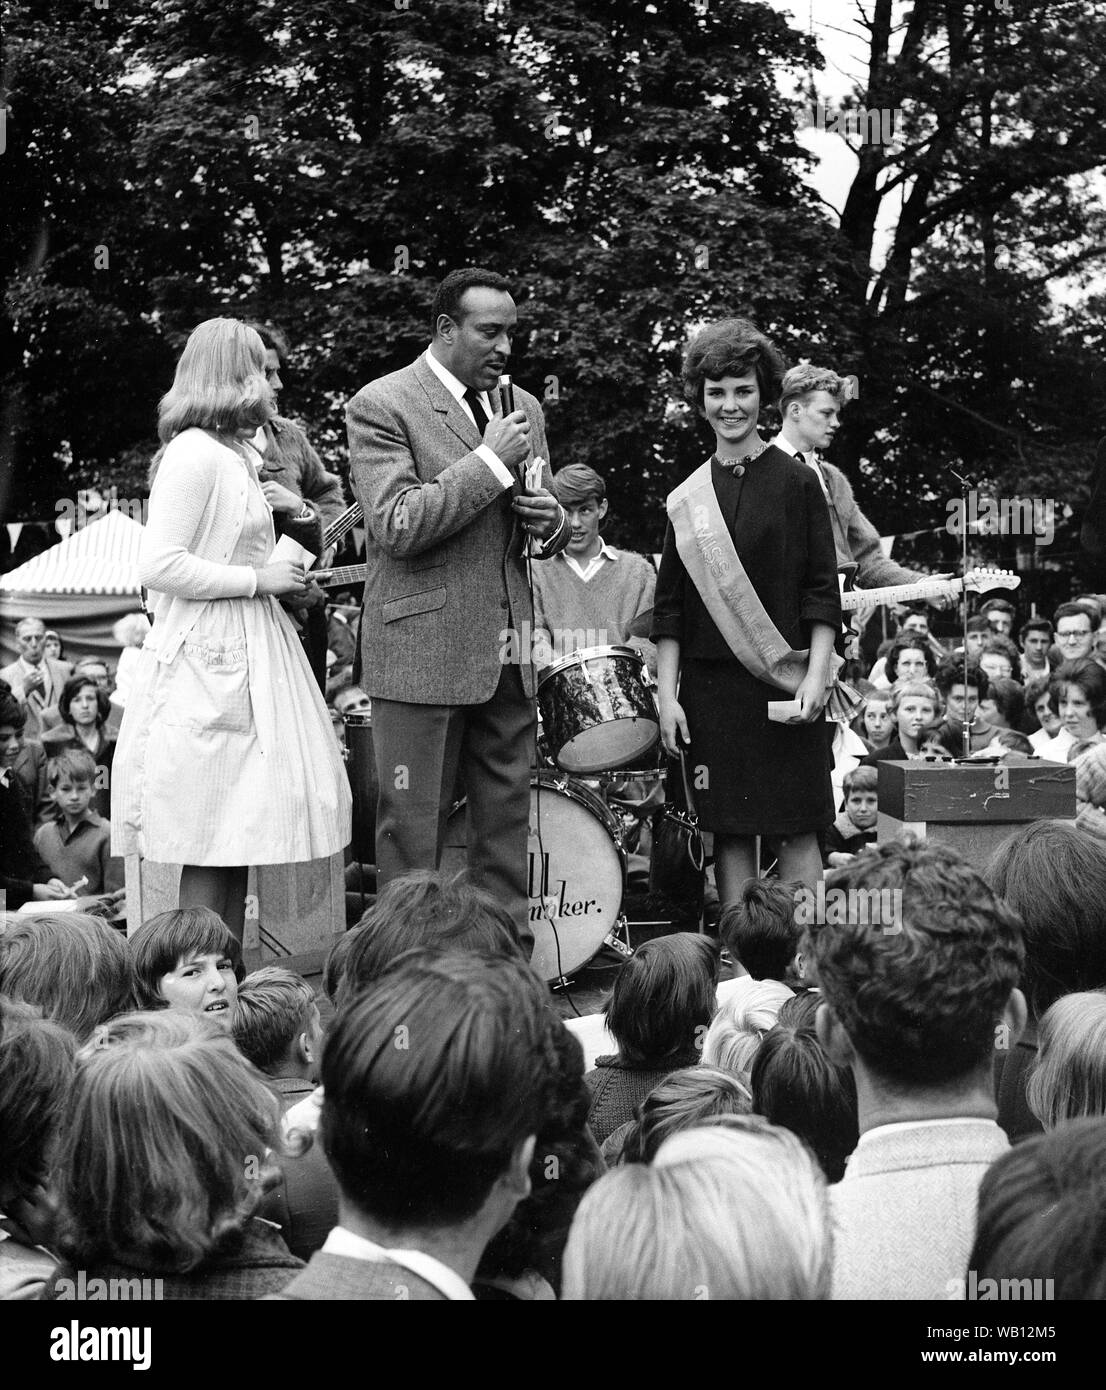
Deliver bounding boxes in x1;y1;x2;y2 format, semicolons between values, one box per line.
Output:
838;565;1020;612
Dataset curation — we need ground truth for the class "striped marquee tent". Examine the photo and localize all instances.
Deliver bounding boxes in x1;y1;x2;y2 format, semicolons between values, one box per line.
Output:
0;511;145;666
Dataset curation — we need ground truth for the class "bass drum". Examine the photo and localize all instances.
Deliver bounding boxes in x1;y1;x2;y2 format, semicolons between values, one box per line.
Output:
442;772;625;983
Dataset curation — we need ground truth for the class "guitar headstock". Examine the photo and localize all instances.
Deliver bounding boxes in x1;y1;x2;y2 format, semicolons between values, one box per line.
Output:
963;567;1021;594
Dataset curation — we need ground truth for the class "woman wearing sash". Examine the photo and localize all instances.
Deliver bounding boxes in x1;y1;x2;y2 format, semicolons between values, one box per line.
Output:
652;319;842;900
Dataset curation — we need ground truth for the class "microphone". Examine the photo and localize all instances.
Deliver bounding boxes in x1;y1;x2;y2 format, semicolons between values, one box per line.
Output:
498;374;515;416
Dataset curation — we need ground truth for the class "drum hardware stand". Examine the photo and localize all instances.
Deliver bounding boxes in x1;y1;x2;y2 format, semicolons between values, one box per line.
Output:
602;913;634;960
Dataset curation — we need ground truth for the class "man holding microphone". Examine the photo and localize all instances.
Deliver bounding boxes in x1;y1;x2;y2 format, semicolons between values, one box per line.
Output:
346;268;569;952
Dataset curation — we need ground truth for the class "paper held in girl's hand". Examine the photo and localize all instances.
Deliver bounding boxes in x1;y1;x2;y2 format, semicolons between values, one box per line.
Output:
767;699;804;723
269;533;317;568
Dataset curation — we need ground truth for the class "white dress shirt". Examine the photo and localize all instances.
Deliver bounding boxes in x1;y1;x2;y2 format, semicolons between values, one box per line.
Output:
322;1225;475;1301
768;434;829;498
423;348;514;489
564;538;619;583
422;348;564;554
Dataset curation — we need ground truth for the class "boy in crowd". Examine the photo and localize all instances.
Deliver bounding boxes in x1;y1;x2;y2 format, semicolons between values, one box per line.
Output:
952;614;991;662
235;966;337;1262
823;766;879;867
932;660;1000;755
32;749;122;896
234;966;324;1094
718;878;803;997
808;838;1025;1299
273;950;553;1300
980;597;1015;637
0;692;51;825
1019;617;1053;682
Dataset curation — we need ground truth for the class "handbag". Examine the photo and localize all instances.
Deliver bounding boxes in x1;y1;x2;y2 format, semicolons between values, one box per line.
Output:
649;748;707;927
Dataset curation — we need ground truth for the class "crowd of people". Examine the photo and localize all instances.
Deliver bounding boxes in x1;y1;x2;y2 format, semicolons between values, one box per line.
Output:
3;269;1106;1302
1;836;1104;1302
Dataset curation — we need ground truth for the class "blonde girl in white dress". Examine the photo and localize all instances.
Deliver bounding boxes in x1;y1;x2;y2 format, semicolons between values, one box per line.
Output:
112;319;352;938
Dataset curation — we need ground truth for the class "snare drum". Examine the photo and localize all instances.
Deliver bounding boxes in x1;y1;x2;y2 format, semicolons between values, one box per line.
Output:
442;772;625;982
537;644;659;774
342;711;378;863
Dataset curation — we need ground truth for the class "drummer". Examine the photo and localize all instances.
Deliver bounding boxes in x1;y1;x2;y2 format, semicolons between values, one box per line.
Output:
532;466;661;881
531;465;657;674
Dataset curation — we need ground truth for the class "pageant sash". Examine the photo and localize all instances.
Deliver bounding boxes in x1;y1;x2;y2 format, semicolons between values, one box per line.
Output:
667;461;862;721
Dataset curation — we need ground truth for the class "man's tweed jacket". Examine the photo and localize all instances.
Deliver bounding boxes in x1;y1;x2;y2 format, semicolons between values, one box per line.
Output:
346;355;567;705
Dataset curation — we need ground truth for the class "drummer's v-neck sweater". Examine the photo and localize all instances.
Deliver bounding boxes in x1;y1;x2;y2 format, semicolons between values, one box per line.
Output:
531;549;656;653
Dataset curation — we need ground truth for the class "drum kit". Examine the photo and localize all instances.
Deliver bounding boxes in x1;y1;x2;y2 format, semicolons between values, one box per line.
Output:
343;644;666;984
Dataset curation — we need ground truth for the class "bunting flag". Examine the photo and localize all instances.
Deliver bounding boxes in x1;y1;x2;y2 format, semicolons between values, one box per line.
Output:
5;523;23;551
879;535;895;556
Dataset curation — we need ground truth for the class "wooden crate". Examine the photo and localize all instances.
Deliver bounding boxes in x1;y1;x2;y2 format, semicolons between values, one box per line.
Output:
876;757;1076;872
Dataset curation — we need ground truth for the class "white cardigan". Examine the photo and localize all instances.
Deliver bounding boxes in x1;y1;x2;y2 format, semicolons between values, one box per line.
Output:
140;428;261;664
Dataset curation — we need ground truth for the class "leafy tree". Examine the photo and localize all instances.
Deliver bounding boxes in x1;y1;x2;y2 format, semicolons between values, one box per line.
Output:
824;0;1106;580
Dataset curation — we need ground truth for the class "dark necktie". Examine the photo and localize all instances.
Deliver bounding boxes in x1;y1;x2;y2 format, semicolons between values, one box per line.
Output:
463;388;490;441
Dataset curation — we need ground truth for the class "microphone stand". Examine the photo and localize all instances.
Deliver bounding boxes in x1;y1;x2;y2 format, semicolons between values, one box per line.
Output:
948;465;974;759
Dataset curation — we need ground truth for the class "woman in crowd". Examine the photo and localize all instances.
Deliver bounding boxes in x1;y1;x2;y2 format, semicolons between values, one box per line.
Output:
1036;658;1106;762
652;318;842;900
0;999;77;1301
585;933;719;1145
985;819;1106;1141
112;317;350;939
749;992;859;1182
978;676;1026;734
602;1065;753;1166
1025;991;1106;1129
861;680;941;765
562;1118;831;1300
129;907;244;1032
47;1011;304;1300
0;692;51;825
855;688;894;753
41;674;116;817
882;635;938;687
1026;674;1062;752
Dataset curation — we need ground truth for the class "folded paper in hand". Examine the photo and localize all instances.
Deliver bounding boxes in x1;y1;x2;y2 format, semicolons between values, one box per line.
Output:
269;533;317;569
767;699;804;724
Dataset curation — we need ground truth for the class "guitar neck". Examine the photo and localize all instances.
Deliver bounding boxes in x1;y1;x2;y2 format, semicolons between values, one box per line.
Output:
323;501;363;549
314;564;367;588
840;578;962;613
